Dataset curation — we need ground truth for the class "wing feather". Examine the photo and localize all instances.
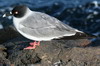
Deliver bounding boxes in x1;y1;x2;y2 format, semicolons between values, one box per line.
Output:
19;12;77;40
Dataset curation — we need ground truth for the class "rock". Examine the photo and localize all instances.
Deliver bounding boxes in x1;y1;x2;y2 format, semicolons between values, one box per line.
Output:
59;47;100;66
0;25;21;44
0;45;7;50
1;36;99;66
0;45;10;66
8;50;41;66
0;45;7;58
35;42;100;66
3;40;100;66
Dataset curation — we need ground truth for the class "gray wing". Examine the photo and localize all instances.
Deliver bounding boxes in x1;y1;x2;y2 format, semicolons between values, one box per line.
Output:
19;12;78;39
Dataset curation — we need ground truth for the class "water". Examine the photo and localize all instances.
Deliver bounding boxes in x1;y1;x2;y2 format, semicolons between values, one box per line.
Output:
0;0;100;46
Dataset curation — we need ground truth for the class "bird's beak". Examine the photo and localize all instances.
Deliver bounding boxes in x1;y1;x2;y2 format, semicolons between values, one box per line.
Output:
3;12;13;17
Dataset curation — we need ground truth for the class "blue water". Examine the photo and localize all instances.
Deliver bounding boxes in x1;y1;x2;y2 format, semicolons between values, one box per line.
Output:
0;0;100;46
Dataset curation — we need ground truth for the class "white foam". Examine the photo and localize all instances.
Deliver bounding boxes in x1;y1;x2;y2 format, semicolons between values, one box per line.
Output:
7;16;12;19
87;14;93;19
92;1;99;7
0;24;3;29
93;11;98;15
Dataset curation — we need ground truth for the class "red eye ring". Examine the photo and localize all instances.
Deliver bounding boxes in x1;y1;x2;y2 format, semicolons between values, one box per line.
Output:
15;11;18;14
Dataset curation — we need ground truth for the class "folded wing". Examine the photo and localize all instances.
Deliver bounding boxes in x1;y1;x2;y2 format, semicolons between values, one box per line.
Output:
19;12;78;40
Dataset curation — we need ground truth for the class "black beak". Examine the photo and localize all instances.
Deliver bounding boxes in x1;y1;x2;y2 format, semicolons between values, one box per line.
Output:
3;12;13;17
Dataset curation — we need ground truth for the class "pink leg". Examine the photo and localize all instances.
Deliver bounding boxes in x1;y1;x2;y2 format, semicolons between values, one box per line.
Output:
30;41;37;45
24;41;40;50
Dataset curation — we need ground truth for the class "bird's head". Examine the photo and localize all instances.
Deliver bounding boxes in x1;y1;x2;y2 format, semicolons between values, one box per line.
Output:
3;5;28;18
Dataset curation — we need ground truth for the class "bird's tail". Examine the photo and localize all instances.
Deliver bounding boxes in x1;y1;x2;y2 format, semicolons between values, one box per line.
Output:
75;32;97;39
54;32;98;40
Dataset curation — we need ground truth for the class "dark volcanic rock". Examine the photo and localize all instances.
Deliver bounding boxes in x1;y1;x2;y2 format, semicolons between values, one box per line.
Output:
0;45;10;66
9;50;41;66
3;40;100;66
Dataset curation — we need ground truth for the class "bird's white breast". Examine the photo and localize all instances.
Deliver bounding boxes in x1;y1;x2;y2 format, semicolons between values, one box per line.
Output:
13;10;37;40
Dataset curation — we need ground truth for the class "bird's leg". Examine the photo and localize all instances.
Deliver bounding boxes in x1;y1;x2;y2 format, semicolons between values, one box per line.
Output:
24;41;40;50
30;41;40;46
30;41;37;45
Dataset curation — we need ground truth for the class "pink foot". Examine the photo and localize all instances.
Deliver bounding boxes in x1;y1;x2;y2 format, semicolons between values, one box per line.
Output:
30;41;40;46
24;41;40;50
30;41;37;45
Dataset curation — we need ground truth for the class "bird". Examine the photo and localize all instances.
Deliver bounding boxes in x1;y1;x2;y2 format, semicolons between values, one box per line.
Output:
3;5;96;49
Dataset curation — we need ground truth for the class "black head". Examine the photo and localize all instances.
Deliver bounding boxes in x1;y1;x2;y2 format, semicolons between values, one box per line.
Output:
12;5;27;18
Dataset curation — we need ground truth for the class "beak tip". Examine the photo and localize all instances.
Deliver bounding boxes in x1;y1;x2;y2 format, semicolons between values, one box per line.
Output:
3;14;6;17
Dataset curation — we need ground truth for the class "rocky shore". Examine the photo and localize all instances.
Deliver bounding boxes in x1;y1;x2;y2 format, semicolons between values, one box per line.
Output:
0;26;100;66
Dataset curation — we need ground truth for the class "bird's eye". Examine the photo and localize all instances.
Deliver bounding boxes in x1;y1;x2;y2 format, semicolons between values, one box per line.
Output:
14;11;18;14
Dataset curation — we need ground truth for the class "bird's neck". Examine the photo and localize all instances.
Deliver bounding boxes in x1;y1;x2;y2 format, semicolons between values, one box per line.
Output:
13;9;32;29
